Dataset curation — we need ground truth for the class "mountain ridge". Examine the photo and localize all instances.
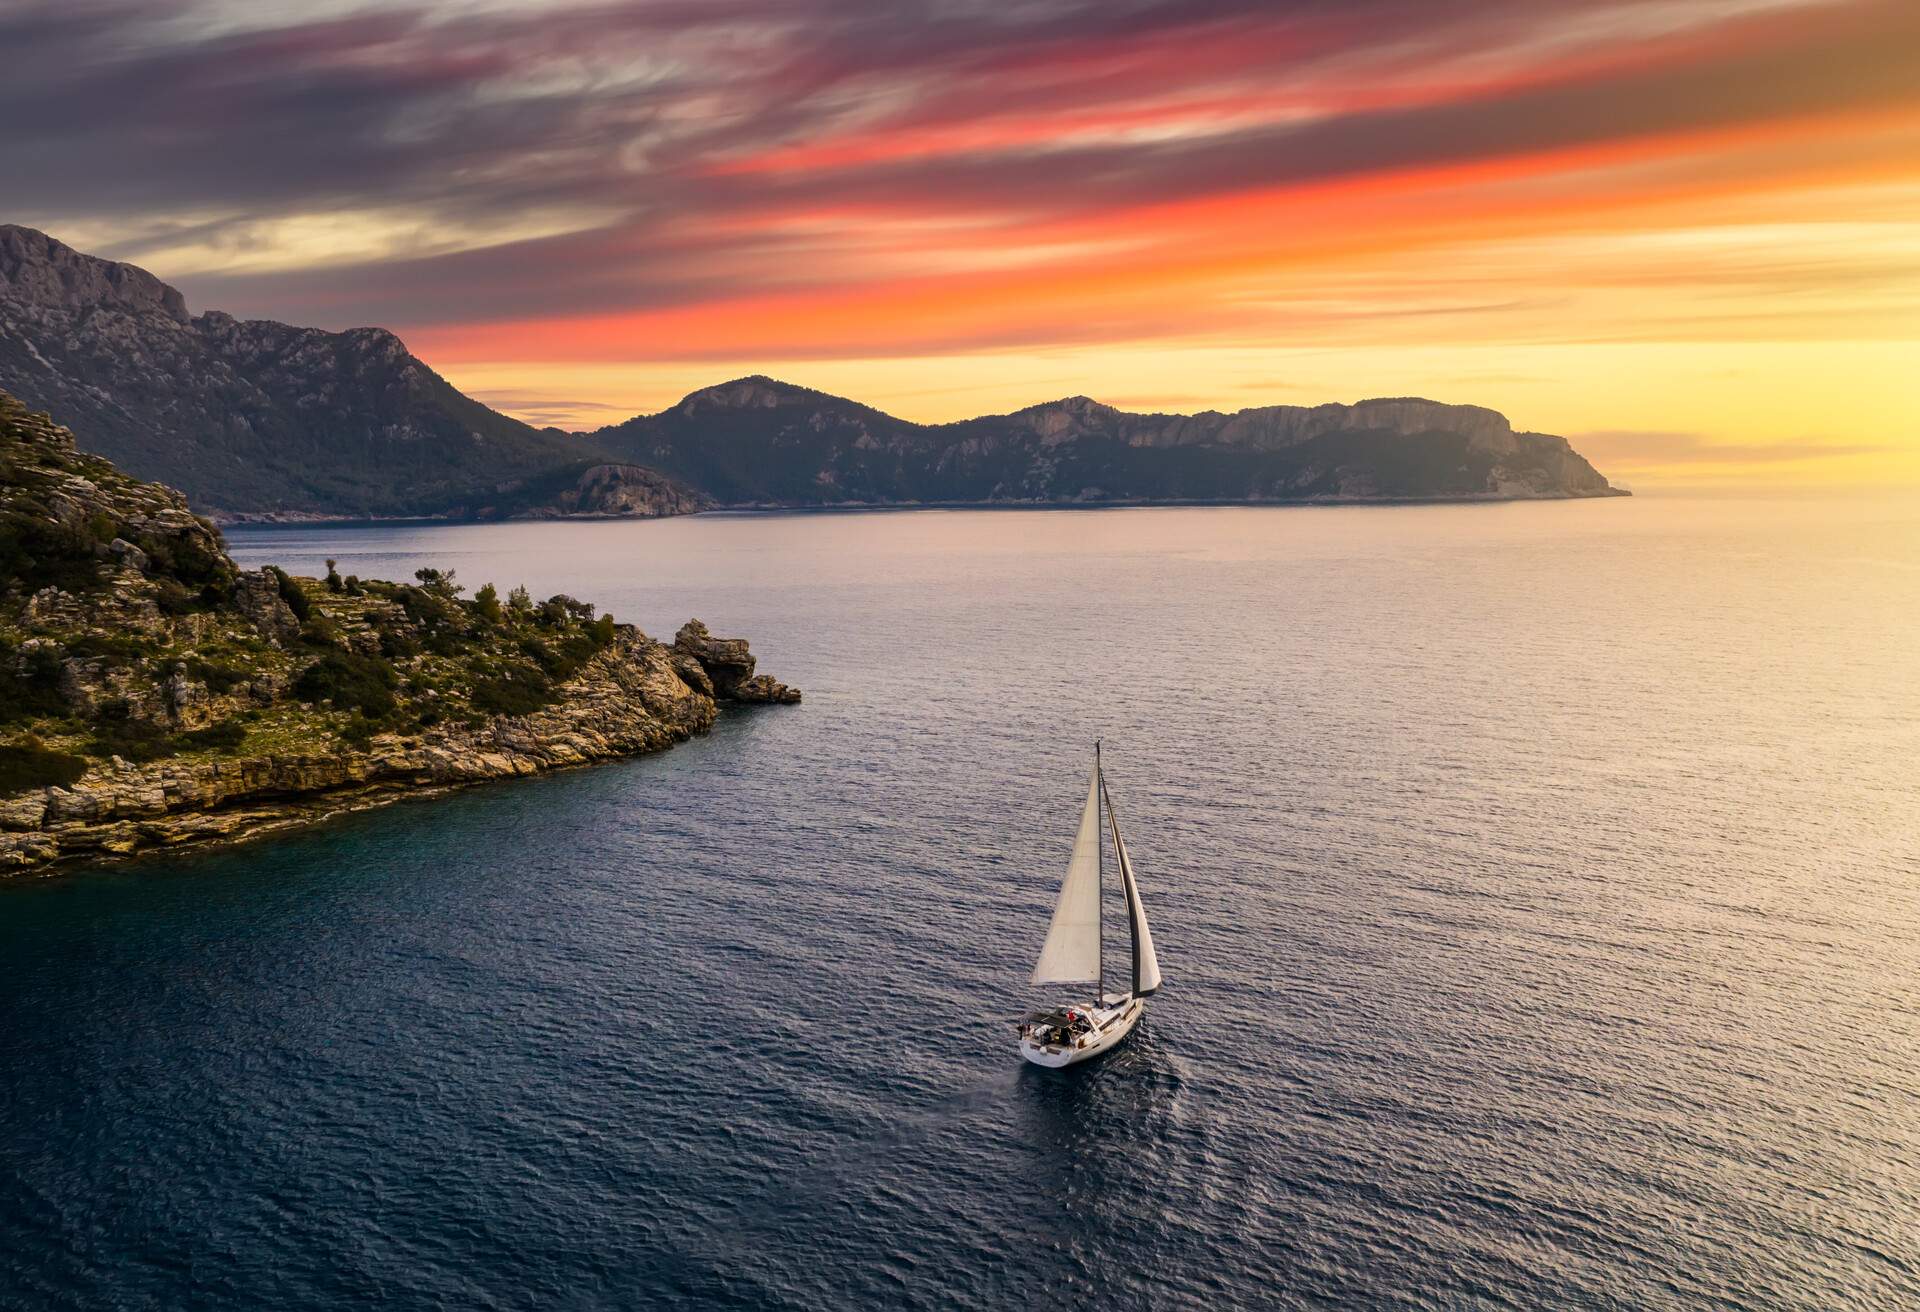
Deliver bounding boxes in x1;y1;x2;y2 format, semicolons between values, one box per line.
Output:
0;224;704;521
2;226;1623;516
593;375;1622;506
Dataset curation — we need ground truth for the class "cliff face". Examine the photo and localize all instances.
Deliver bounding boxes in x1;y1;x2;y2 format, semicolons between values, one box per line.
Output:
597;377;1624;505
0;225;690;520
0;390;795;872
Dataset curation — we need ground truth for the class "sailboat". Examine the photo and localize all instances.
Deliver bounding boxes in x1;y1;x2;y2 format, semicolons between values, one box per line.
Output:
1018;743;1162;1068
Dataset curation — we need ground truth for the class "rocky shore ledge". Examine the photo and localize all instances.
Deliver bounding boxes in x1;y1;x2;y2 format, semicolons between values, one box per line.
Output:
0;621;797;871
0;390;797;873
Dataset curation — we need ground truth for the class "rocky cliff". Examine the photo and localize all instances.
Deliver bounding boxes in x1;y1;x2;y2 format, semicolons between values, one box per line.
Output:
0;390;796;872
0;225;700;520
596;377;1625;504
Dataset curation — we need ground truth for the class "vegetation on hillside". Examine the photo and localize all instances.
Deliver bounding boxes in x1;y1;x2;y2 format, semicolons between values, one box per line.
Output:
0;391;629;796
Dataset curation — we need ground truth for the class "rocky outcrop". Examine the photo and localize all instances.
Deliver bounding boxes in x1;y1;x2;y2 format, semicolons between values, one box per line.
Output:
508;463;712;519
673;620;801;704
595;376;1626;505
0;629;730;868
0;390;798;873
0;223;188;322
232;568;302;643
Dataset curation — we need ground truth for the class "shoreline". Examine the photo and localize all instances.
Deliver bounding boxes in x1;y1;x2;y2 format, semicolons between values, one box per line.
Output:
0;627;799;876
211;487;1631;529
3;740;666;881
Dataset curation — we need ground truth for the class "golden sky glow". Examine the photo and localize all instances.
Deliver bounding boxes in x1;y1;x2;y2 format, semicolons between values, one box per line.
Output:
8;0;1917;489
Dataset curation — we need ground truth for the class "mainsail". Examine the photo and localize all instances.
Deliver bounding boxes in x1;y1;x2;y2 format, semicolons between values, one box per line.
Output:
1030;764;1104;986
1110;821;1162;997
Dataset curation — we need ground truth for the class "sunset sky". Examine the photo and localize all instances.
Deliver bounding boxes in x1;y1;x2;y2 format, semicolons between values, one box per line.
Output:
5;0;1916;490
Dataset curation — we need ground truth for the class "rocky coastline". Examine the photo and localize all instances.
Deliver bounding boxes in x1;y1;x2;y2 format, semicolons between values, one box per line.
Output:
0;390;797;874
0;620;797;872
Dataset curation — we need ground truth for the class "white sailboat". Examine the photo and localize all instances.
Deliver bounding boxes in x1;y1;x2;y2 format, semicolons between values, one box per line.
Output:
1018;743;1162;1068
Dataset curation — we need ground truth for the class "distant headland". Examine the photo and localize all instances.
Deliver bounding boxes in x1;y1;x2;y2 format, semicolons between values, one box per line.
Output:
1;224;1624;522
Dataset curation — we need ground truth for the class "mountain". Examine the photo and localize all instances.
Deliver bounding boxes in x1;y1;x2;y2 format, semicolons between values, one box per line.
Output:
3;224;1621;517
0;224;702;520
0;388;793;871
594;376;1624;505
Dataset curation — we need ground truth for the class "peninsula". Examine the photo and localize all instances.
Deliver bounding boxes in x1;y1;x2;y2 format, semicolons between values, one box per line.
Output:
0;390;797;872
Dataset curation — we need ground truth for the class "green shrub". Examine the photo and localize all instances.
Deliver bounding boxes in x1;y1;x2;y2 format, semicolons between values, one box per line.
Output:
179;720;247;753
339;715;379;749
0;644;68;725
589;614;617;646
469;664;553;717
186;658;249;694
324;559;344;593
414;567;463;599
139;531;230;589
377;628;421;660
301;614;345;648
0;738;88;795
518;632;598;682
473;583;502;624
153;578;195;615
538;594;593;627
0;509;103;594
269;567;312;621
86;703;178;763
293;651;397;718
63;633;154;661
394;585;453;628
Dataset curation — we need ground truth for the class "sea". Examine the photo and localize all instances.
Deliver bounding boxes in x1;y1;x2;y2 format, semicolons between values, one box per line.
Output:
3;498;1916;1310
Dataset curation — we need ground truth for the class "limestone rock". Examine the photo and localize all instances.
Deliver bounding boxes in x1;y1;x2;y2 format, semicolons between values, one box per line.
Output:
672;621;801;704
672;653;715;697
535;464;711;518
731;674;803;705
107;538;151;573
234;568;300;643
673;620;752;694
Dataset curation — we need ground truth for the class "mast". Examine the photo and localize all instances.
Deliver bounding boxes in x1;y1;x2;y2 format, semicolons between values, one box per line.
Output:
1095;739;1104;1005
1100;759;1127;997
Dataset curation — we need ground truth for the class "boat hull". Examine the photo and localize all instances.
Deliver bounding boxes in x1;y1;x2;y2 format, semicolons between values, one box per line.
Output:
1019;996;1145;1068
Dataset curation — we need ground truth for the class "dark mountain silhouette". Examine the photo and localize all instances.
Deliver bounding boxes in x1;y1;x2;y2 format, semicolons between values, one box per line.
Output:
2;226;1621;517
0;225;699;520
594;376;1624;505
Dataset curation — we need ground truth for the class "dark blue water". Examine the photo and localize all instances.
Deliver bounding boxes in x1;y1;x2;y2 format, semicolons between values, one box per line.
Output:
5;501;1918;1309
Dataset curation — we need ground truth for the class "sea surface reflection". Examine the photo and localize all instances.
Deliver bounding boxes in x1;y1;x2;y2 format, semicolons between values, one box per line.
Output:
4;498;1917;1309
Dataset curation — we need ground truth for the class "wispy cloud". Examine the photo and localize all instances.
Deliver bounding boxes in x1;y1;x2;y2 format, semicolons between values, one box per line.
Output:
4;0;1916;483
5;0;1915;340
